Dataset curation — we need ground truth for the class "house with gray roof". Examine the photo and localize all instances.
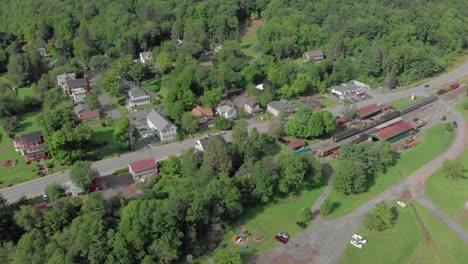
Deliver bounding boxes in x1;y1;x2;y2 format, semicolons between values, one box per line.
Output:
65;78;90;95
57;72;76;92
216;105;237;120
303;50;324;63
126;87;151;112
146;109;177;143
267;99;296;117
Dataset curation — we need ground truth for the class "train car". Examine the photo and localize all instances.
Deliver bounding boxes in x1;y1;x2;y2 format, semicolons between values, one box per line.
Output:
332;128;360;142
350;133;369;144
399;96;438;115
316;144;341;157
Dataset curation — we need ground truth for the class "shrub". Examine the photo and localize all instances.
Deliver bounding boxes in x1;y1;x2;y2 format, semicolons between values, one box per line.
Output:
113;167;129;175
463;100;468;110
320;199;334;215
444;122;454;132
46;162;54;168
300;207;312;222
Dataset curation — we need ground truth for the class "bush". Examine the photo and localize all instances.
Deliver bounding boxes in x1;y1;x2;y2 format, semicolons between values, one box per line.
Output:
444;122;454;132
463;100;468;110
46;162;54;168
113;167;129;175
320;199;334;215
213;116;232;130
300;207;312;222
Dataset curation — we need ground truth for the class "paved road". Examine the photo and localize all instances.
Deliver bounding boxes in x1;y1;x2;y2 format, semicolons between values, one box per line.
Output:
1;62;467;203
0;121;271;203
97;93;123;119
253;98;468;264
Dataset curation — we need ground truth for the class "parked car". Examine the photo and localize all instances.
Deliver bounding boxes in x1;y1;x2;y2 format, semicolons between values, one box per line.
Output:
424;84;430;88
277;232;289;239
352;234;367;244
452;121;458;128
441;115;446;121
296;221;307;229
397;201;407;208
350;239;363;249
275;235;288;244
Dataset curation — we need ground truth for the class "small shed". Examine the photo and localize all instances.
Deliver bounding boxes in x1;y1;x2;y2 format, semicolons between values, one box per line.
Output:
288;139;305;150
369;121;414;143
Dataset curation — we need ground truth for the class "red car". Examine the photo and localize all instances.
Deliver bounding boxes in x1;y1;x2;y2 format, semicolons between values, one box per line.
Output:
275;235;288;244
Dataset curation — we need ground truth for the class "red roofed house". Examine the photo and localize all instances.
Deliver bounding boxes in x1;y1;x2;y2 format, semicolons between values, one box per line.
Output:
355;104;383;120
74;104;100;121
288;139;305;150
12;131;49;162
192;105;214;124
128;158;158;181
369;121;414;143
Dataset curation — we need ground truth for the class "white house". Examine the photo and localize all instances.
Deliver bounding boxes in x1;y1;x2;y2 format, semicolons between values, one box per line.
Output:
128;158;158;181
126;87;151;112
57;72;76;92
139;52;154;64
71;88;87;104
216;105;237;120
62;181;85;197
146;109;177;143
331;80;370;98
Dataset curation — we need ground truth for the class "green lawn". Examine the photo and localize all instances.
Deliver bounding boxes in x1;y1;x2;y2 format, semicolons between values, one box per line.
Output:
240;19;264;58
17;111;42;134
425;99;468;231
0;74;13;86
325;124;456;219
206;182;326;260
390;96;425;109
339;200;468;264
141;79;160;92
17;86;36;98
456;97;468;121
87;122;122;160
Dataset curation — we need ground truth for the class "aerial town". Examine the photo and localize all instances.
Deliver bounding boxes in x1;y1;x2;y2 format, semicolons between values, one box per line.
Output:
0;1;467;263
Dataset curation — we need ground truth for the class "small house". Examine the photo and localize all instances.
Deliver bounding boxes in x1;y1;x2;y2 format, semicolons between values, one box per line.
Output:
288;139;305;150
267;99;296;117
147;109;177;143
57;73;76;92
74;104;100;121
71;88;87;104
126;87;151;112
331;80;369;98
303;50;324;63
12;131;48;162
244;97;262;115
216;105;237;120
65;78;90;95
128;158;158;181
301;98;323;111
139;52;154;64
192;105;214;124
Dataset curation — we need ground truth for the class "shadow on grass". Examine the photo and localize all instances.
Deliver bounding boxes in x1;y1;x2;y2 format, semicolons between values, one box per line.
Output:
18;121;34;133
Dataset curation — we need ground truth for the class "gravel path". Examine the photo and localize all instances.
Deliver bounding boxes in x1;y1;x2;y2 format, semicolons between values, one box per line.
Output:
254;97;467;264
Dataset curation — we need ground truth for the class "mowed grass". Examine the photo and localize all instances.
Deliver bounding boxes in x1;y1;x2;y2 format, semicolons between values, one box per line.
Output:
390;96;425;109
325;124;455;219
207;182;326;260
240;19;264;58
87;121;122;160
17;111;42;134
456;97;468;121
426;99;468;231
17;86;36;98
339;200;468;264
426;149;468;231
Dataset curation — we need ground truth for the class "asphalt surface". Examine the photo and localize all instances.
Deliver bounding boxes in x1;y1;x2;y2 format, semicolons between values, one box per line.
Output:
97;93;123;119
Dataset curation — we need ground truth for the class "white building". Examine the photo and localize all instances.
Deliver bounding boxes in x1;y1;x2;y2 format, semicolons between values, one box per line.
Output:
71;88;87;104
146;109;177;143
216;105;237;120
331;80;370;98
139;52;154;64
128;158;158;181
57;72;76;92
126;87;151;112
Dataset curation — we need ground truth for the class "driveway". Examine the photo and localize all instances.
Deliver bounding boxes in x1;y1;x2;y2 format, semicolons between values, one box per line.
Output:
97;93;123;119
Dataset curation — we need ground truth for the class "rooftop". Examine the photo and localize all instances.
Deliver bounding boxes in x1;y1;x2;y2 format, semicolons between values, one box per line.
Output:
129;158;157;173
356;104;382;117
192;105;214;118
147;109;175;130
67;78;89;89
14;131;43;143
289;139;305;150
79;109;100;120
71;87;87;95
304;50;324;57
217;105;235;113
129;87;148;98
370;121;414;140
268;99;295;112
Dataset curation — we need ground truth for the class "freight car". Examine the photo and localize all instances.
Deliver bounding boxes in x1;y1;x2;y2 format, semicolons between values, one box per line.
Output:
399;96;438;115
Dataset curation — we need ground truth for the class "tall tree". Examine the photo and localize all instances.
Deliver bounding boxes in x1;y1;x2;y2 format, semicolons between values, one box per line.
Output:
69;161;95;188
364;201;396;231
202;136;232;174
113;117;131;150
442;159;466;180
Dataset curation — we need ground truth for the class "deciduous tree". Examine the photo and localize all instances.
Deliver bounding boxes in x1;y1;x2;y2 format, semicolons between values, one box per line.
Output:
442;159;466;180
364;201;396;231
69;161;95;188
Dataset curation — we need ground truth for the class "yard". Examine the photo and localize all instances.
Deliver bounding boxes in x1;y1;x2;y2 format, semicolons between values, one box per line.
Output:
87;121;122;160
141;79;160;92
425;99;468;231
205;181;326;261
390;96;425;109
17;111;42;134
240;19;264;58
17;86;36;98
325;124;456;219
339;200;468;264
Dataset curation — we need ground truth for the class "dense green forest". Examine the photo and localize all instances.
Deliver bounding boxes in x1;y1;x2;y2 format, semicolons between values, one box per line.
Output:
0;0;467;263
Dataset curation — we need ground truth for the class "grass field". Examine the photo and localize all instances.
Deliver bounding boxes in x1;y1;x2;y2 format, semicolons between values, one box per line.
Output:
17;86;36;98
206;181;326;260
390;96;425;109
17;111;42;134
339;200;468;264
456;97;468;120
325;124;456;219
240;19;264;58
87;121;122;160
141;79;160;92
425;99;468;231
